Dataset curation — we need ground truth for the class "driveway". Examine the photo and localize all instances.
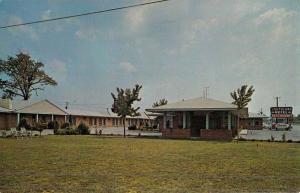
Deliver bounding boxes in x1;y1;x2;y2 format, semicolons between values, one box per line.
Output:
240;124;300;142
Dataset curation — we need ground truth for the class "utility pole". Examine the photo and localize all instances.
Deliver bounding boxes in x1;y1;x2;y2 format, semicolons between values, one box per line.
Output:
274;96;280;123
274;96;280;107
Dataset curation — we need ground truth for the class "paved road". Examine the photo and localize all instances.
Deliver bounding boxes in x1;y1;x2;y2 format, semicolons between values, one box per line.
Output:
240;124;300;142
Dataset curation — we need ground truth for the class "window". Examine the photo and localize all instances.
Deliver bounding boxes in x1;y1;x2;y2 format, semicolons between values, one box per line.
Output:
89;117;93;125
178;113;183;129
255;121;259;126
103;119;106;126
165;115;173;129
93;118;97;125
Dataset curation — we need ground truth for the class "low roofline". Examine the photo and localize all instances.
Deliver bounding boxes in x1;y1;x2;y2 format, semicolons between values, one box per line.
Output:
45;99;68;115
15;99;68;115
146;108;237;112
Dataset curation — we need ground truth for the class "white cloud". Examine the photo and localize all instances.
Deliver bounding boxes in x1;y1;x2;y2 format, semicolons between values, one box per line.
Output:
41;10;51;20
254;8;298;42
48;59;68;82
120;62;137;73
255;8;296;26
8;16;39;40
125;7;147;32
180;18;218;53
75;27;101;41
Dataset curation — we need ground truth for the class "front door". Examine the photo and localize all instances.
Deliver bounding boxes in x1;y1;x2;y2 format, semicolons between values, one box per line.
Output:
190;115;205;137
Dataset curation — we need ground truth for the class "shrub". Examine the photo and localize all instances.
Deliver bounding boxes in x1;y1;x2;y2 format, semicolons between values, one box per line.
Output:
56;129;66;135
61;122;70;129
17;119;31;130
128;125;137;130
31;123;47;136
76;123;90;135
48;121;59;130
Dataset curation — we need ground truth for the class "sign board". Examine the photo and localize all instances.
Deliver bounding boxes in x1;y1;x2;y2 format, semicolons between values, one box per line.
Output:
270;107;293;118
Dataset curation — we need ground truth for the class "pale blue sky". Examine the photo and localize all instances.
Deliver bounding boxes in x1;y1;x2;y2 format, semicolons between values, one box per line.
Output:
0;0;299;115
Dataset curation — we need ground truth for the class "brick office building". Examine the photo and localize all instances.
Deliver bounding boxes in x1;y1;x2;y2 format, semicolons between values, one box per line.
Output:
146;97;240;140
240;112;268;130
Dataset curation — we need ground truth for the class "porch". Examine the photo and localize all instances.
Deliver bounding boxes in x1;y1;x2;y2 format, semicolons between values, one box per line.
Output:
161;111;237;140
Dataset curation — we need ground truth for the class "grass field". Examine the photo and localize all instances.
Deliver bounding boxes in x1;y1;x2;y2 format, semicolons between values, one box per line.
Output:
1;136;300;193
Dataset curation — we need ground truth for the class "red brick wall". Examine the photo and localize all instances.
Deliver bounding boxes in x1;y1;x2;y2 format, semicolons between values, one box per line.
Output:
162;128;191;138
200;129;233;140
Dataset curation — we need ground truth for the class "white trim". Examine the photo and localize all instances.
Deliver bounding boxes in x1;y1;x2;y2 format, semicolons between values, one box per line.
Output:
183;112;186;129
206;113;209;129
228;112;231;130
17;113;20;125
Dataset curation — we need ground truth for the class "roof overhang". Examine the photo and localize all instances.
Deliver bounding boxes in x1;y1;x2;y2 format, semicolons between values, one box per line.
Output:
146;108;237;112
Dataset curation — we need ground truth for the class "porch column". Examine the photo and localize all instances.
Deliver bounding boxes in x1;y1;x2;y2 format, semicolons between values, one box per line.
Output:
183;112;186;129
51;114;54;122
228;112;231;130
17;113;20;125
163;113;166;129
64;115;67;123
206;113;209;129
36;114;39;123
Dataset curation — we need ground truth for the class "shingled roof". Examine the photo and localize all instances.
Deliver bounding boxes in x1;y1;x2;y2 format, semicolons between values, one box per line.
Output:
146;97;237;112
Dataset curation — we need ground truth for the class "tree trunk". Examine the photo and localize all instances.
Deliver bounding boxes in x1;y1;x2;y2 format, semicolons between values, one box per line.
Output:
123;116;126;138
237;109;240;139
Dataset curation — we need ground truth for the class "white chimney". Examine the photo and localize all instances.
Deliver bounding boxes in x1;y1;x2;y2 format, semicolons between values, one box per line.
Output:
0;99;13;110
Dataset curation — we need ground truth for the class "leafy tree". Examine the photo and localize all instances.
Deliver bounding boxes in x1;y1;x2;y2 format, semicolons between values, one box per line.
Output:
0;52;57;100
111;84;142;138
152;98;168;108
230;85;255;133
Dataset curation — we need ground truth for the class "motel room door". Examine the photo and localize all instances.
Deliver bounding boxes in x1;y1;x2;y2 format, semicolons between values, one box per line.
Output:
190;115;206;137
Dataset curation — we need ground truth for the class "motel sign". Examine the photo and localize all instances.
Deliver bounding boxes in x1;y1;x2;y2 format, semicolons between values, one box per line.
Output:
270;107;293;118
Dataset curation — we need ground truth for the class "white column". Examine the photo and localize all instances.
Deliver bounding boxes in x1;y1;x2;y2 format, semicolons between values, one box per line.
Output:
183;112;186;129
206;113;209;129
51;114;54;122
36;114;39;123
17;113;20;125
64;115;67;122
228;112;231;130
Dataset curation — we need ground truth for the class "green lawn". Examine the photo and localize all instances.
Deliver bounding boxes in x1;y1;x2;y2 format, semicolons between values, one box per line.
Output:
0;136;299;193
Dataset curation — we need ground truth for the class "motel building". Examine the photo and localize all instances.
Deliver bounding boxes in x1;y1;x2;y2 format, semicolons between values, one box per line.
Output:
146;97;240;140
0;99;153;131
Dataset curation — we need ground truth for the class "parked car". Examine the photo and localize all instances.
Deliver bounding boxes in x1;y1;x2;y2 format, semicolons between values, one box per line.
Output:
275;123;290;131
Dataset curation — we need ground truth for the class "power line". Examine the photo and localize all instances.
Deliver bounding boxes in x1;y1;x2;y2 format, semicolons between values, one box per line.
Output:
0;0;170;29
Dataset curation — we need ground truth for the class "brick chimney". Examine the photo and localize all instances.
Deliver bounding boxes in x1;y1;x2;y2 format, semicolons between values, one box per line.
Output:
0;99;13;110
